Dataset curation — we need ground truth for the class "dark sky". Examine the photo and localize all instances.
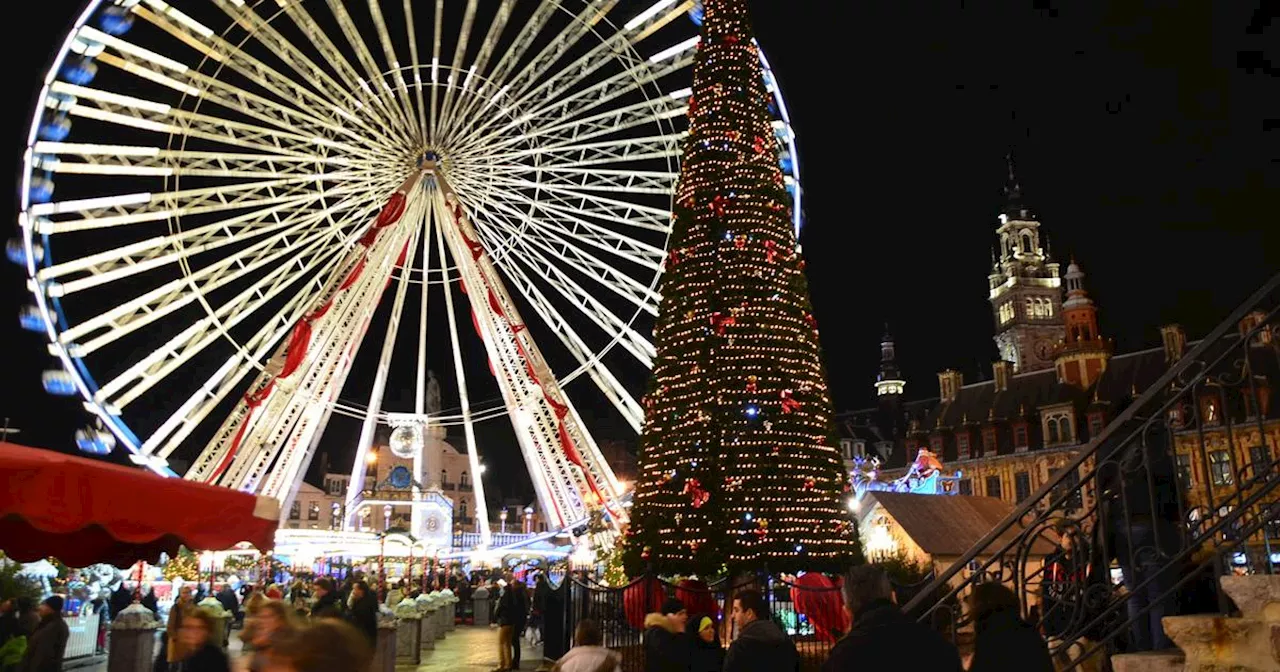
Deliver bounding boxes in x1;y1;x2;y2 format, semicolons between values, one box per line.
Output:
2;1;1275;498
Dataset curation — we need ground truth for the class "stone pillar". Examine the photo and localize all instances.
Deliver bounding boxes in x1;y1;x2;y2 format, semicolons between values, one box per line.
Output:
394;602;421;665
418;606;435;651
435;601;448;640
370;608;398;672
472;586;491;627
107;604;160;672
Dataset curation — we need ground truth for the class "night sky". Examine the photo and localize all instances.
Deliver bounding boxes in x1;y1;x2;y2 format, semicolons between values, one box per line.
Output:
2;1;1275;499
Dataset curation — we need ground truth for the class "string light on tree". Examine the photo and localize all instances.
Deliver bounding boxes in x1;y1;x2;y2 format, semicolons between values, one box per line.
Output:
624;0;857;577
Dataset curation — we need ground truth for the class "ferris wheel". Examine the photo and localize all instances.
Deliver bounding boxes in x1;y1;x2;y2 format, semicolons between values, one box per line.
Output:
13;0;804;543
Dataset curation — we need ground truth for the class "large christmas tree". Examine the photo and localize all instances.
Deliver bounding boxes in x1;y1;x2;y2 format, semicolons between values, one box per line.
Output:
624;0;856;577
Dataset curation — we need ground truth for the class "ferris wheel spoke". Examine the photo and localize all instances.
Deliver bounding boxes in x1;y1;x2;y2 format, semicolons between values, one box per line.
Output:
487;245;645;432
124;4;393;145
467;134;682;172
457;42;690;155
53;188;380;353
210;0;410;142
366;0;422;138
450;179;659;317
36;191;361;297
448;1;561;132
460;195;655;371
447;0;691;149
400;0;429;141
494;166;677;196
28;176;359;234
33;142;358;179
465;171;672;234
320;0;420;140
90;199;385;411
86;48;382;153
433;0;478;142
453;176;664;272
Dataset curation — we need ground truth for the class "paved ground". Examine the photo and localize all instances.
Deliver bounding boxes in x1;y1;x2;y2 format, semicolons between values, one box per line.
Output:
66;626;545;671
405;626;545;671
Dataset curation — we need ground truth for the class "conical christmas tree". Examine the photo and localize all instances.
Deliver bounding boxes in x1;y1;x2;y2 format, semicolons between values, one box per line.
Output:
624;0;857;577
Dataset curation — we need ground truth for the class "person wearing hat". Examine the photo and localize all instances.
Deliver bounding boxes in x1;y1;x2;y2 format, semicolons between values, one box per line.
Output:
18;596;68;672
686;615;725;672
642;598;689;672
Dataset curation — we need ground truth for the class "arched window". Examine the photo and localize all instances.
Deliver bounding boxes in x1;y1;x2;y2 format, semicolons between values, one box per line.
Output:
459;499;468;517
441;469;448;486
1044;300;1054;317
1026;298;1035;318
460;471;469;488
1057;417;1073;442
1047;418;1060;443
1021;232;1033;253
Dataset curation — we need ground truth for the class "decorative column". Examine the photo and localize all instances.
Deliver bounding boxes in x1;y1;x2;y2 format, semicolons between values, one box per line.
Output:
471;585;491;627
414;593;435;651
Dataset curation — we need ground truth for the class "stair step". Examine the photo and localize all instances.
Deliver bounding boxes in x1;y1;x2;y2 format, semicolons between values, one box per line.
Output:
1110;649;1186;672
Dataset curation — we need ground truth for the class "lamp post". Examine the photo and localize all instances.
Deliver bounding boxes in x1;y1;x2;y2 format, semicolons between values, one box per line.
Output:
499;508;508;535
523;507;532;534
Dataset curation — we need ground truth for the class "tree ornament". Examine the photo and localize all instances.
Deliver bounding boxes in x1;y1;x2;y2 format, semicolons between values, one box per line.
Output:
745;375;757;393
764;239;777;263
780;389;801;414
683;478;710;509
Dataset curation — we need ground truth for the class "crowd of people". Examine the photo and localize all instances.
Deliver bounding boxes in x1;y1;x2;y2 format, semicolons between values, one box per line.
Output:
569;565;1056;672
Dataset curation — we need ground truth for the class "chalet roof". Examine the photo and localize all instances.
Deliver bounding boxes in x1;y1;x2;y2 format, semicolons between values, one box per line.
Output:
864;492;1057;557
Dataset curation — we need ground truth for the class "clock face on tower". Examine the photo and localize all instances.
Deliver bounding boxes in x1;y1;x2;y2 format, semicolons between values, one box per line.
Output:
1034;339;1055;361
426;516;439;532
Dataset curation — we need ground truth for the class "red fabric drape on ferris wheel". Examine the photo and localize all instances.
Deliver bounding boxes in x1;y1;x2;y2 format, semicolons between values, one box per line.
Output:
789;572;847;643
375;192;407;228
0;444;279;567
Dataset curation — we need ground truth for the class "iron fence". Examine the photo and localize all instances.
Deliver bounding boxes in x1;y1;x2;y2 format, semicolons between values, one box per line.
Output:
901;272;1280;669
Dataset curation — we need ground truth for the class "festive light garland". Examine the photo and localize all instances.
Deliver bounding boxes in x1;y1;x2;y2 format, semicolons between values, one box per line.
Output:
623;0;856;577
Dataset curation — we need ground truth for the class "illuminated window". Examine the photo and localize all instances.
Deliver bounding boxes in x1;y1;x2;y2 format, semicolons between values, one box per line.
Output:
460;471;470;488
308;502;319;521
1209;450;1233;487
1175;454;1193;491
1250;445;1273;475
1043;299;1054;317
1058;417;1073;443
956;433;970;459
289;501;300;520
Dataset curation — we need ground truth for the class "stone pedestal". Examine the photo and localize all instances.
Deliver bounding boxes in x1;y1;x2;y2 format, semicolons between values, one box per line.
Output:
371;609;398;672
436;602;450;638
472;587;491;627
107;604;160;672
418;607;435;651
394;603;421;665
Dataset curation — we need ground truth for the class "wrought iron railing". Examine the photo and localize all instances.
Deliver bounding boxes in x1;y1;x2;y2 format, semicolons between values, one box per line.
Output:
902;272;1280;668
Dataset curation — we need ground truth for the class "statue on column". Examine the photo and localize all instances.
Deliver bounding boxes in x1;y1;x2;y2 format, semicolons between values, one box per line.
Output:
426;370;441;416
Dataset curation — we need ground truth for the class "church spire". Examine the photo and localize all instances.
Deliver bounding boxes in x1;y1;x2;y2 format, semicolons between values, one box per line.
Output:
1002;151;1034;220
1053;259;1113;387
875;324;906;398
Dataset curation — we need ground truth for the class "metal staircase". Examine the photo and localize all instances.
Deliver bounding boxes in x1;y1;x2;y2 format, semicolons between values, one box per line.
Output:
902;272;1280;668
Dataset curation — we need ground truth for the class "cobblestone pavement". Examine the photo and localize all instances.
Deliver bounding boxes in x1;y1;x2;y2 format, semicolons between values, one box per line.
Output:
405;626;545;671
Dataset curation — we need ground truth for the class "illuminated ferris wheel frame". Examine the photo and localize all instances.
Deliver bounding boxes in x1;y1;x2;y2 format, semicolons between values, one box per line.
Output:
13;0;805;539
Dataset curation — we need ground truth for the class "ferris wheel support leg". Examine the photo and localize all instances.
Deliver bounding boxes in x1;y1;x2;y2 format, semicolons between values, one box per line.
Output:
433;203;493;548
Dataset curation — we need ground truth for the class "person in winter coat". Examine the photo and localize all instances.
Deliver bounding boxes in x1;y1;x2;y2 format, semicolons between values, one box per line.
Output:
551;619;621;672
966;583;1053;672
345;581;378;647
173;608;229;672
245;600;295;672
822;566;962;672
140;587;159;615
18;596;68;672
723;590;797;672
108;585;132;620
642;598;689;672
164;585;196;668
308;579;343;620
495;579;529;671
686;616;724;672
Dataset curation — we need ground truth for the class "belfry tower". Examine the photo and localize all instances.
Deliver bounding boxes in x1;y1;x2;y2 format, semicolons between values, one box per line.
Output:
988;154;1065;372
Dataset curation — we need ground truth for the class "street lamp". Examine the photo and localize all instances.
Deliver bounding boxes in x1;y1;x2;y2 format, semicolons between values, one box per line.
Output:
523;507;533;534
499;508;508;534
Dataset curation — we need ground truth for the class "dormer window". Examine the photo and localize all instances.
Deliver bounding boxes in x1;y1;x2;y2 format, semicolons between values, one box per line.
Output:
956;431;971;460
1200;397;1220;425
853;441;866;459
981;427;997;456
929;435;944;454
839;438;854;460
1043;409;1075;446
1013;423;1029;452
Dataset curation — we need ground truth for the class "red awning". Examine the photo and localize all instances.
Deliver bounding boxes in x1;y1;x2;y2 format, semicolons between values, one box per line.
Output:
0;443;279;567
